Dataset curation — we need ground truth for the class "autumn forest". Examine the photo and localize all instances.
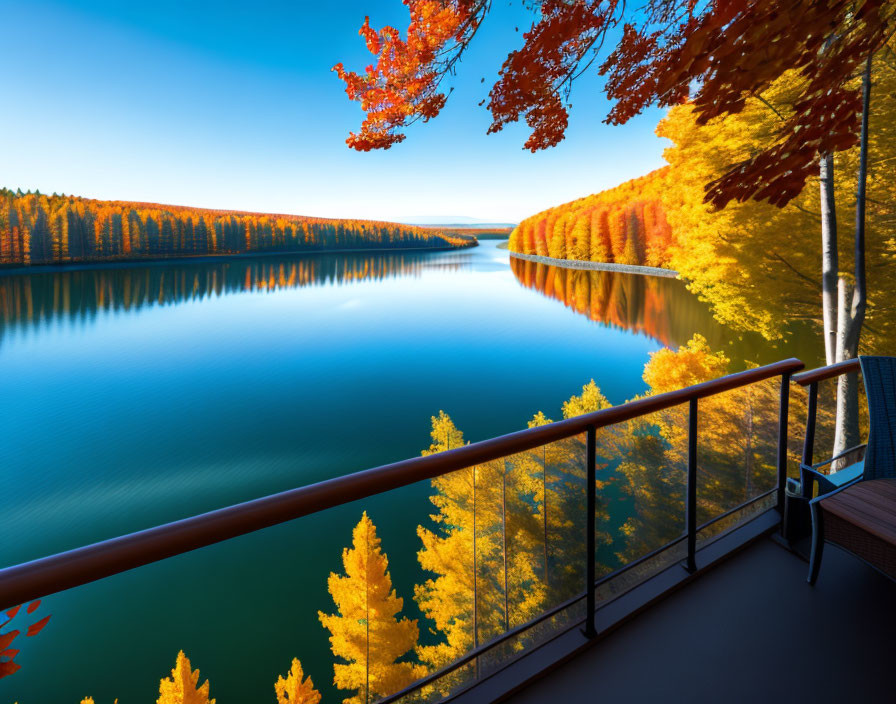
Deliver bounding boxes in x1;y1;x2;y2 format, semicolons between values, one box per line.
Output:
0;189;471;267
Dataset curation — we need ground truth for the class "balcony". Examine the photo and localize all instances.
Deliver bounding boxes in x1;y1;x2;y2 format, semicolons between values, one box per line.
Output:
1;357;892;703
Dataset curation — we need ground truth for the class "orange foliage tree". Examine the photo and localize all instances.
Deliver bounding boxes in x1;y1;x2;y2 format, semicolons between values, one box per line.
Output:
336;0;893;208
508;168;673;267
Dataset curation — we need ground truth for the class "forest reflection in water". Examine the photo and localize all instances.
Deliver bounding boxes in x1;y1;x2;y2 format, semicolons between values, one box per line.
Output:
509;255;822;367
0;249;822;369
0;251;472;340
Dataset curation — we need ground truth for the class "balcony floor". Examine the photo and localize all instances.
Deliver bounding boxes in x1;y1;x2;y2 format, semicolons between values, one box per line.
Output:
510;537;896;703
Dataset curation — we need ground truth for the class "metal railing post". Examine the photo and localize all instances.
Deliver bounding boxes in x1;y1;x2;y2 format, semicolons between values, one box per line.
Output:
777;373;792;516
584;426;597;639
802;381;819;471
685;398;698;573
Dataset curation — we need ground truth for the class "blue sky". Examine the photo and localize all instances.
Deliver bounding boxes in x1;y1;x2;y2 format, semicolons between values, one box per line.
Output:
0;1;669;223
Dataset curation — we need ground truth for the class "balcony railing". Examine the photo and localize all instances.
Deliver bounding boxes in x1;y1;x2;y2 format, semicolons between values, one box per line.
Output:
1;357;812;702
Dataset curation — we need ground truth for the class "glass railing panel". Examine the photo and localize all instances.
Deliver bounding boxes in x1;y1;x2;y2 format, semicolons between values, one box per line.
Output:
1;473;449;704
696;492;778;547
3;513;352;702
476;598;587;682
813;376;840;461
0;431;594;704
696;379;779;530
596;405;688;600
397;434;588;701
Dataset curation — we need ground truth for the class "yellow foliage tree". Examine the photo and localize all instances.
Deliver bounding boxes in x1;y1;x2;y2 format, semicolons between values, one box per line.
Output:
658;57;896;351
157;651;215;704
414;411;547;688
614;336;738;560
275;658;321;704
615;333;817;563
642;335;730;395
415;413;478;674
561;380;611;418
658;55;896;456
319;512;422;704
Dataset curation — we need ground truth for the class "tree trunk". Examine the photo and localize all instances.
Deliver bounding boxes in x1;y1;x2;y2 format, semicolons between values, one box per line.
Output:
834;278;862;457
832;52;872;459
820;152;838;366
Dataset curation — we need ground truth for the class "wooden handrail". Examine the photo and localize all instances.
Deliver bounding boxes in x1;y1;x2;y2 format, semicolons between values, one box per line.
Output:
792;358;860;386
0;357;804;611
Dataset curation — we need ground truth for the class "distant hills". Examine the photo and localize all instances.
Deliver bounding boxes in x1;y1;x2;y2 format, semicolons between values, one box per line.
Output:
388;215;517;228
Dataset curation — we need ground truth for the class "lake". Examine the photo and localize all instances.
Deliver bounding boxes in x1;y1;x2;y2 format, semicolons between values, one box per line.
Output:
0;241;820;702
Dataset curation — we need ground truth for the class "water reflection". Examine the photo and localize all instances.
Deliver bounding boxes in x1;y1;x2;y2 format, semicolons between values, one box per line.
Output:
0;251;471;340
509;256;820;365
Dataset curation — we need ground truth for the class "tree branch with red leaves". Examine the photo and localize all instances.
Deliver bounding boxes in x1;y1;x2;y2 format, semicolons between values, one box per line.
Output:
336;0;894;209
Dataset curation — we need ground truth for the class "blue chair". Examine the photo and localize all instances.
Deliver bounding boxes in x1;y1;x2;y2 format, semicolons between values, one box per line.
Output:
807;356;896;584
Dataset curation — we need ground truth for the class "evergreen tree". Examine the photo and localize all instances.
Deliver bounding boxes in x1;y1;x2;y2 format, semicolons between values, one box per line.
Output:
415;411;548;685
157;651;215;704
319;512;422;704
275;659;321;704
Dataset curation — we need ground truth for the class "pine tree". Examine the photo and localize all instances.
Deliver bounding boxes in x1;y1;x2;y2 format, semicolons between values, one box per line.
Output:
570;214;591;261
589;210;611;263
157;651;215;704
275;659;322;704
547;212;567;259
319;512;422;704
415;412;547;684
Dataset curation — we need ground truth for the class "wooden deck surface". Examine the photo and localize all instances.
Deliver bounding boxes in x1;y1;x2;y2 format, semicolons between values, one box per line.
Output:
508;537;896;704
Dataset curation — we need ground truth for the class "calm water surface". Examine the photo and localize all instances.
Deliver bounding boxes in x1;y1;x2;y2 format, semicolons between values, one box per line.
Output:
0;241;819;702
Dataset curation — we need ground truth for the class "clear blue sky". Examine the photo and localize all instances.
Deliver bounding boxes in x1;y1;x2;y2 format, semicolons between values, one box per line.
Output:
0;1;669;223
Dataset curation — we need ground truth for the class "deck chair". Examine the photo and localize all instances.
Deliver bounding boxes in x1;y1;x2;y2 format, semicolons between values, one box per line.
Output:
808;356;896;584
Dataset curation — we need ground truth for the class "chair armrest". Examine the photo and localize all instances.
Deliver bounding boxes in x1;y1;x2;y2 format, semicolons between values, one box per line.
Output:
800;465;838;498
801;462;865;499
809;444;867;472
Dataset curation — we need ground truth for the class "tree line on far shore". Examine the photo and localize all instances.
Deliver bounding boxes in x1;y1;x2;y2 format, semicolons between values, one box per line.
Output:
0;189;472;267
508;169;674;269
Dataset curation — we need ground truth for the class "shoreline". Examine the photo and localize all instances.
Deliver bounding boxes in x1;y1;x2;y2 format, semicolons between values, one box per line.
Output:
507;250;679;278
0;243;477;277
